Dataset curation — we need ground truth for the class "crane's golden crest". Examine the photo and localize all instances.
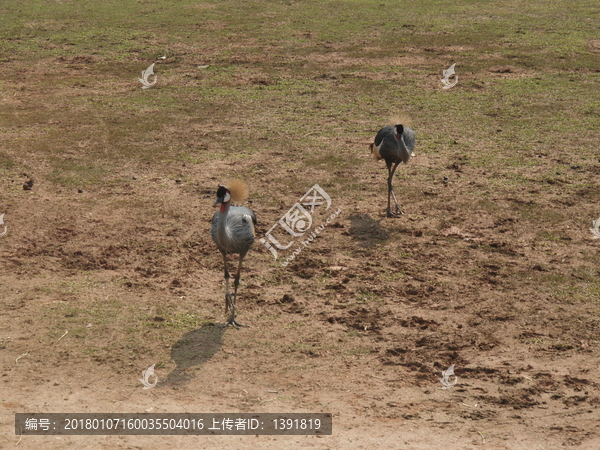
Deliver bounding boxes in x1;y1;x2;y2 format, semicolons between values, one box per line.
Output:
226;179;249;204
389;114;412;127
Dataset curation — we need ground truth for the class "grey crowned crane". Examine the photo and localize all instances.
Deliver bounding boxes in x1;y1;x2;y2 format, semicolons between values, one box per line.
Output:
370;121;416;217
211;179;256;328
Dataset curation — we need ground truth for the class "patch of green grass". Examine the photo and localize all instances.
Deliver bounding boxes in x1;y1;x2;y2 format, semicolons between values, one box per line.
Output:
522;337;545;345
47;158;110;187
378;269;406;282
1;0;597;205
0;152;14;170
513;203;564;225
538;232;562;242
556;284;600;305
164;312;203;329
356;288;383;304
284;321;306;330
345;331;364;338
59;277;99;292
60;306;82;318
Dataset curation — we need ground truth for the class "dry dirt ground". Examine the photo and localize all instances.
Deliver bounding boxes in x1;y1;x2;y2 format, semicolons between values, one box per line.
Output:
1;7;600;450
2;142;599;449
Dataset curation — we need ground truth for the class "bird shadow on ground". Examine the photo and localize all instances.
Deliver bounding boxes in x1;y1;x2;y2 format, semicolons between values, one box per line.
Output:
349;214;390;248
159;324;224;386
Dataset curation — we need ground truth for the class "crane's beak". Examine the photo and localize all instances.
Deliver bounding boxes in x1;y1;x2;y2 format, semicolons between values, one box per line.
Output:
214;196;225;206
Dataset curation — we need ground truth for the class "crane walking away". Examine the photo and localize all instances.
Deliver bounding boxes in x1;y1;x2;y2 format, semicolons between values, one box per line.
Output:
369;120;416;217
211;179;256;328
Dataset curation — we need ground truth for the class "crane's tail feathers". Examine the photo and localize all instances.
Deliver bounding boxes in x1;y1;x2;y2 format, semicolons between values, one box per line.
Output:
390;113;412;127
226;179;249;204
369;142;381;160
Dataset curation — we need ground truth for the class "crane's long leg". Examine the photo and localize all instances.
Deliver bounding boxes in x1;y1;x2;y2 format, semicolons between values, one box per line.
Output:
217;252;235;328
387;162;403;217
223;255;250;328
386;161;392;216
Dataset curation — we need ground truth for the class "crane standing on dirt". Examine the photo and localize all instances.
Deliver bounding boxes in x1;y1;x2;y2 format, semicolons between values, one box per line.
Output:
211;179;256;328
370;120;416;217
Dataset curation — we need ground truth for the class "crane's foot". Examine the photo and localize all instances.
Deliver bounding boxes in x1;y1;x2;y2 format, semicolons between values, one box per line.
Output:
218;315;251;329
386;205;404;217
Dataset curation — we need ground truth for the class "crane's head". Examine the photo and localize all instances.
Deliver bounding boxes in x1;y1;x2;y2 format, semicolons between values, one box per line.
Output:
214;185;230;208
394;124;404;138
214;179;249;212
393;122;415;156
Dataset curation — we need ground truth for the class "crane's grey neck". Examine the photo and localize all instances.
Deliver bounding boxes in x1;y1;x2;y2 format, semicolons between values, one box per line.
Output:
396;134;411;161
398;135;407;148
218;203;231;240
